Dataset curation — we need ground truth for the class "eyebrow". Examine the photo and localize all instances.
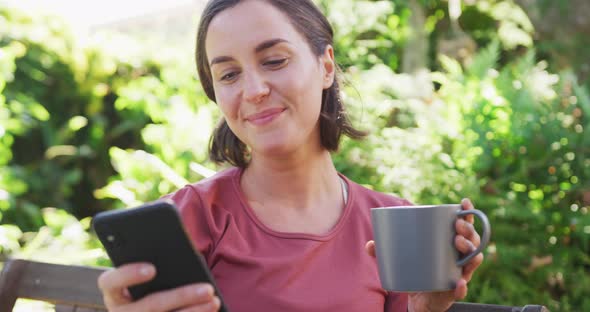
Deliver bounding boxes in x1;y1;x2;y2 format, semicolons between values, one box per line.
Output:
209;38;289;66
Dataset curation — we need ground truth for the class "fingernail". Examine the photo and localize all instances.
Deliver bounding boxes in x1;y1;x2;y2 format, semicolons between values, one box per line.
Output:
464;237;476;252
139;265;154;276
211;296;221;308
462;219;471;230
197;285;213;296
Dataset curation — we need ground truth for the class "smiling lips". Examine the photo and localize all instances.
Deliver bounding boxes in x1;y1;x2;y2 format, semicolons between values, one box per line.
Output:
246;108;286;126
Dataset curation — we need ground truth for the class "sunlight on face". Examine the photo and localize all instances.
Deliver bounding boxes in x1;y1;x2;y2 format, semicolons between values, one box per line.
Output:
205;0;335;159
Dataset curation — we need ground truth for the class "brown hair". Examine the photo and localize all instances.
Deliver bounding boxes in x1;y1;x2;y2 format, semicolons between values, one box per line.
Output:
196;0;366;168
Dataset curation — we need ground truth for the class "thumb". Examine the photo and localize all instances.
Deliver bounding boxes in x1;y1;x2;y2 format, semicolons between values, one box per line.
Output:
365;240;376;258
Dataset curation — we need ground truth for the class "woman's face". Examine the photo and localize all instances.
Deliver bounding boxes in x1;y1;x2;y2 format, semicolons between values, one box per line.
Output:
205;0;335;159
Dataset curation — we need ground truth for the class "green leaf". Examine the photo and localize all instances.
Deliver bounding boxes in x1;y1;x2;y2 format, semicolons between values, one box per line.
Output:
467;40;499;79
498;21;533;49
42;208;76;230
438;54;463;78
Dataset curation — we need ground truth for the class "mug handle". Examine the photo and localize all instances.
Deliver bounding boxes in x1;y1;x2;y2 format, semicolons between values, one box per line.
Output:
455;209;491;267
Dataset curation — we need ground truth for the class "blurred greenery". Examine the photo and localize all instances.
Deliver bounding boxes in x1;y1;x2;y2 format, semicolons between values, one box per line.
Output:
1;0;589;311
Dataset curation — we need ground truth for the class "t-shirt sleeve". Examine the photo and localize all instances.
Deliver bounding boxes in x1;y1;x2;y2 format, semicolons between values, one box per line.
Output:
385;292;408;312
162;185;216;261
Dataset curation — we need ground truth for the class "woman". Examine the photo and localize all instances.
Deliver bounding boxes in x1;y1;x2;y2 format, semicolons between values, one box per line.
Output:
97;0;484;311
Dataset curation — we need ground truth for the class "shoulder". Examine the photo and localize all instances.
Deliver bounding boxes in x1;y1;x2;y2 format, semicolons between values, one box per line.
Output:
167;167;239;202
342;174;412;208
163;168;241;215
162;167;240;256
188;167;239;194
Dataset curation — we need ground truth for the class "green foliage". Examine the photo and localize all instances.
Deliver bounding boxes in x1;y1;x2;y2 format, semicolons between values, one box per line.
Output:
95;62;219;206
1;8;114;228
0;7;213;228
434;41;590;311
334;64;479;203
0;208;108;265
474;0;534;50
318;0;407;70
1;1;590;311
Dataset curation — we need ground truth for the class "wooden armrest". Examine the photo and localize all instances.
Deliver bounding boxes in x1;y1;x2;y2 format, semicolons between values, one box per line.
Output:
449;302;550;312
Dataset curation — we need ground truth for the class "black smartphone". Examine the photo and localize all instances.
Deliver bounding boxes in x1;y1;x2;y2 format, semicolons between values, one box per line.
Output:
93;199;229;312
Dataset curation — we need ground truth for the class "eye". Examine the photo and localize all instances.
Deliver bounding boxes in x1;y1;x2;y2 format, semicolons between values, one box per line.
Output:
220;71;240;82
263;58;288;68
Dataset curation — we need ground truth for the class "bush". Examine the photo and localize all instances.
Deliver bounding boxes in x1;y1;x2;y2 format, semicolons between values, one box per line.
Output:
1;2;589;311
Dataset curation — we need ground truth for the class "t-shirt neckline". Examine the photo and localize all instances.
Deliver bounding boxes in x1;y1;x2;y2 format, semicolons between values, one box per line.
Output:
231;167;353;242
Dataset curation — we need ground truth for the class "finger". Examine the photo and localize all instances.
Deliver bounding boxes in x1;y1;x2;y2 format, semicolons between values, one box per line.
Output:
175;296;221;312
133;283;216;311
470;231;481;249
454;278;468;300
98;263;155;307
455;235;476;255
365;240;376;258
462;253;484;282
123;288;131;299
461;198;474;224
455;219;481;247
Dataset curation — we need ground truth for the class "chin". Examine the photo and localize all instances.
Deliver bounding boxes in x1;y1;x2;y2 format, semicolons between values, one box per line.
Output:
256;143;293;157
251;138;299;159
248;129;318;159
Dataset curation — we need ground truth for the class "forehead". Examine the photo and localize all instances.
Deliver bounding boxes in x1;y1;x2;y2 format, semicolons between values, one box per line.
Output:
205;0;306;57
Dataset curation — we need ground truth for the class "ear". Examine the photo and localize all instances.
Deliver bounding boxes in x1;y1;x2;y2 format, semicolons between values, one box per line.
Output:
320;45;336;89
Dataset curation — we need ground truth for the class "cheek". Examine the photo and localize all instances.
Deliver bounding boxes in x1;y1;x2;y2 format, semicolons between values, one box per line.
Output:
296;76;324;119
278;63;324;114
214;85;240;119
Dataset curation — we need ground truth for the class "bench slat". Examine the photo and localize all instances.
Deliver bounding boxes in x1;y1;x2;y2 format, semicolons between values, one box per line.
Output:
449;302;549;312
1;259;550;312
54;304;76;312
13;259;107;309
55;304;106;312
0;260;26;311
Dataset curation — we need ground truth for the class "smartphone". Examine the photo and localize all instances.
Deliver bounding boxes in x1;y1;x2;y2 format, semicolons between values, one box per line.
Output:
93;199;229;312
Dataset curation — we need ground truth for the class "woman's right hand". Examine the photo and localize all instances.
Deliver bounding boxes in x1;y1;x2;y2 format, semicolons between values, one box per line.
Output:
97;262;221;312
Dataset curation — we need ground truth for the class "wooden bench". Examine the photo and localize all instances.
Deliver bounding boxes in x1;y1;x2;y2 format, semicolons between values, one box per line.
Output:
0;258;549;312
0;259;106;312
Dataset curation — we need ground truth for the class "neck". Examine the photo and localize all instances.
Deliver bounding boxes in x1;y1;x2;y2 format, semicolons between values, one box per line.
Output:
241;148;341;213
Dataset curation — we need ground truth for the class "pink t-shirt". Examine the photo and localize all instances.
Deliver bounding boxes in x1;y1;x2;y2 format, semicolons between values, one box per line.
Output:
166;167;409;312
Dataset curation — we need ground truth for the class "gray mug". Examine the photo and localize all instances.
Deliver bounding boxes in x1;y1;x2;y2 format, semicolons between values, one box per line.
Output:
371;204;491;292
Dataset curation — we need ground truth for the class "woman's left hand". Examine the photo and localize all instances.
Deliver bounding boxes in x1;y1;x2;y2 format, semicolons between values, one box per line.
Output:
366;198;485;312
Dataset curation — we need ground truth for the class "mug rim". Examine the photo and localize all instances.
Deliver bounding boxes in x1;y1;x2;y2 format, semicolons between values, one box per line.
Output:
371;204;461;210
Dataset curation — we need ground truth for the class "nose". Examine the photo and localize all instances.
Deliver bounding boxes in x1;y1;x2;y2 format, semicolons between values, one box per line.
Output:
242;69;270;104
